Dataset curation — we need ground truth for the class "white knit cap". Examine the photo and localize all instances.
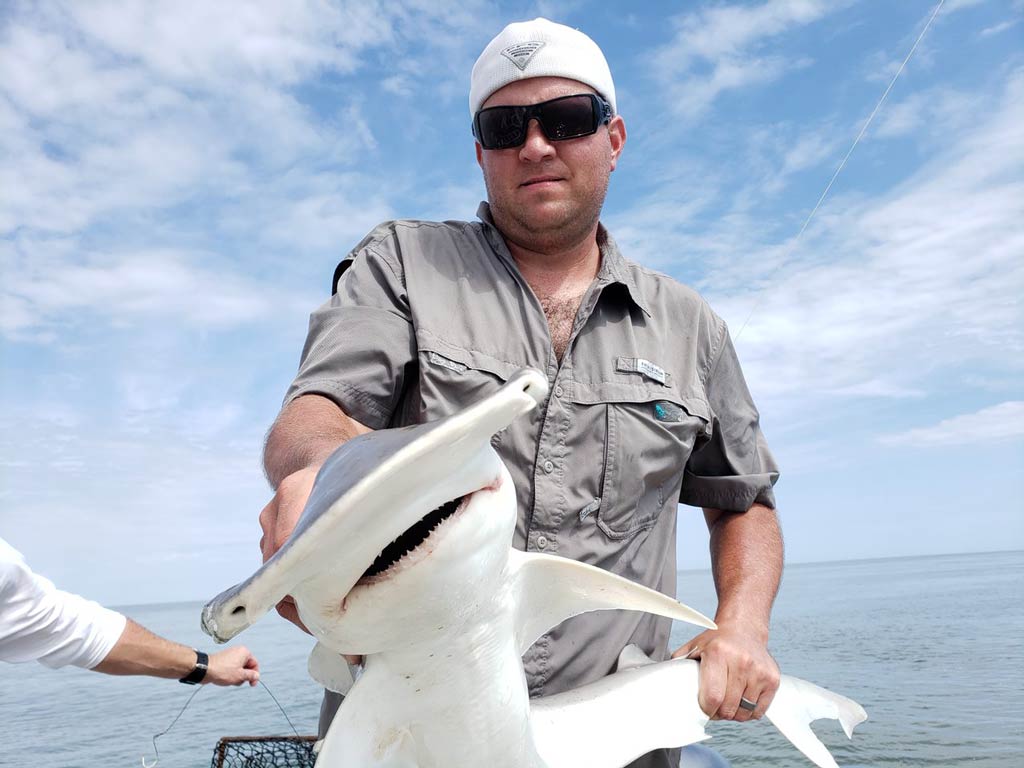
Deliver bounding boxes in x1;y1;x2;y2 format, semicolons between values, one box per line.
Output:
469;18;616;118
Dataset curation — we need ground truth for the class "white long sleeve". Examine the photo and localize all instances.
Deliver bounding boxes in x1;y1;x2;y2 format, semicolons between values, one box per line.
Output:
0;537;126;669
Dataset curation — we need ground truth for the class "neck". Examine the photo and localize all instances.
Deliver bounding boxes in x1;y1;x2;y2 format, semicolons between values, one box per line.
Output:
504;226;601;300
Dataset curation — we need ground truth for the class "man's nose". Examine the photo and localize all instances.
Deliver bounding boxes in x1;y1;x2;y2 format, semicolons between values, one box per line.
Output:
518;119;556;162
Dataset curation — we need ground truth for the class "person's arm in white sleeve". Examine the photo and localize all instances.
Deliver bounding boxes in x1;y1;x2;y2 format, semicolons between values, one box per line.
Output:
1;538;259;685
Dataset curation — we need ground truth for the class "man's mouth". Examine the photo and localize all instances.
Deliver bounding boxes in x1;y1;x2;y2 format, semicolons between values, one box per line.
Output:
521;175;563;187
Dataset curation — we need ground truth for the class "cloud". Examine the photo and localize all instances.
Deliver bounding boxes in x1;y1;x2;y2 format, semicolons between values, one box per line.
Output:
711;69;1024;409
650;0;844;119
881;401;1024;446
0;1;504;343
943;0;988;12
608;65;1024;420
0;238;313;340
871;87;983;141
979;18;1021;37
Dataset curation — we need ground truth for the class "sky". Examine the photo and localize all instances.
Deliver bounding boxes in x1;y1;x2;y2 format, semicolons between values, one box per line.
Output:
1;0;1022;606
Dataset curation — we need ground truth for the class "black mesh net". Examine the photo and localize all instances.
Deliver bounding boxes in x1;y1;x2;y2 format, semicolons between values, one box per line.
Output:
210;735;317;768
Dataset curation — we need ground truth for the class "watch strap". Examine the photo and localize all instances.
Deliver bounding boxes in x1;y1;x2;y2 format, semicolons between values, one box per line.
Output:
179;649;209;685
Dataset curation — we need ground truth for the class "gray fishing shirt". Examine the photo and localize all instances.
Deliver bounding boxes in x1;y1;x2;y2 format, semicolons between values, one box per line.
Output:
286;203;779;768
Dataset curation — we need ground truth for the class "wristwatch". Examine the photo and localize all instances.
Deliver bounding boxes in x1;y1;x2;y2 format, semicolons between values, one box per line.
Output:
179;649;209;685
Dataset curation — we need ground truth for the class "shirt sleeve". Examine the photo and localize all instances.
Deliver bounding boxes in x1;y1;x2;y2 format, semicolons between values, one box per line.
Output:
679;327;780;512
284;231;416;430
0;540;127;670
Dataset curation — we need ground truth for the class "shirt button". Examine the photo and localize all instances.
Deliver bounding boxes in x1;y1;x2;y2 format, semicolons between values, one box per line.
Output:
554;385;564;398
537;535;548;549
543;460;554;473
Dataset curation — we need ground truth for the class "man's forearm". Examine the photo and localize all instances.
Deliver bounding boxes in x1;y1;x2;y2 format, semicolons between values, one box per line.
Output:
703;503;784;639
264;394;372;488
93;619;195;678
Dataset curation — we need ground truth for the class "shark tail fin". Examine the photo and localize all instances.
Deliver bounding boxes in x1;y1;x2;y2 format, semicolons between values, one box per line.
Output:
530;651;711;768
509;551;715;654
765;674;868;768
532;650;867;768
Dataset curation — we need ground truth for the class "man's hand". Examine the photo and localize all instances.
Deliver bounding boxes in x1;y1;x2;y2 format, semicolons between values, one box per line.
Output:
672;623;780;721
680;503;784;722
258;465;320;631
205;645;261;687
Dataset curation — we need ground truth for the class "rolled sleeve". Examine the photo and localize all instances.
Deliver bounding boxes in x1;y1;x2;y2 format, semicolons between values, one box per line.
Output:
1;541;127;670
680;330;779;512
285;242;415;429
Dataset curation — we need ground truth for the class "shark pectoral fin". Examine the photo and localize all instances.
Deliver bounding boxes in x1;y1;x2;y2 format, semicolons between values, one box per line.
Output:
765;676;868;768
308;642;360;695
530;657;710;768
509;551;716;653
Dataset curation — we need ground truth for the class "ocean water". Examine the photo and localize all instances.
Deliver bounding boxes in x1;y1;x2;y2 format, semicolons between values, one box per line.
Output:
1;551;1021;767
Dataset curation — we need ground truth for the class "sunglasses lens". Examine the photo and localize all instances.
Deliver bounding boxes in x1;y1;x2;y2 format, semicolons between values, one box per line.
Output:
539;95;598;140
477;107;527;150
475;94;604;149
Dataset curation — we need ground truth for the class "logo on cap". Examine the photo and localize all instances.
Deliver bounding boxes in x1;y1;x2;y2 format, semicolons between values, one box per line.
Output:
501;41;545;71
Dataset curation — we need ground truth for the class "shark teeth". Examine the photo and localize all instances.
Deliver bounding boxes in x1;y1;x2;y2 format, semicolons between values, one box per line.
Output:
358;495;467;583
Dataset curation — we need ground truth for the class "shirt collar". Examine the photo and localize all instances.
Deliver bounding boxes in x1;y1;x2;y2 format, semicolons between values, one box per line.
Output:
476;201;651;317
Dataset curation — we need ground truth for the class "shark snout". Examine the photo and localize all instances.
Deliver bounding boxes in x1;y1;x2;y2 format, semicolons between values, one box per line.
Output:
510;368;548;408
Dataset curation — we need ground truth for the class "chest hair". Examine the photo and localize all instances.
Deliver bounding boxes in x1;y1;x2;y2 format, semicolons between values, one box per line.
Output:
539;294;584;362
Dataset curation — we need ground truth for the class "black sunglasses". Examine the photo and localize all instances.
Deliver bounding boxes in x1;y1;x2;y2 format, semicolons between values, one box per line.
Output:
472;93;613;150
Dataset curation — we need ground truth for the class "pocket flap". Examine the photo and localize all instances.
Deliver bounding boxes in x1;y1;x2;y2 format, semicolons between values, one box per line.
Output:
418;330;521;383
569;379;710;423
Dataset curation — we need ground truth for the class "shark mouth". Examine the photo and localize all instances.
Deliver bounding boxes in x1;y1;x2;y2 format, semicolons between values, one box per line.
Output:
357;494;469;583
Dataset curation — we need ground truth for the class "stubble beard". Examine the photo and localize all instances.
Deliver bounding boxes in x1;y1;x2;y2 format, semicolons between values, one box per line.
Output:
486;172;610;256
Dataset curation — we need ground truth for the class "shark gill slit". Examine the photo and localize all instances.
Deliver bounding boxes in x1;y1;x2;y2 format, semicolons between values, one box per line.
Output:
359;495;466;580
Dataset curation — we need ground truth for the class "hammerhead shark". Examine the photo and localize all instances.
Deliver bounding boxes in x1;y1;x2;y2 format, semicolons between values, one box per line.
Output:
202;368;866;768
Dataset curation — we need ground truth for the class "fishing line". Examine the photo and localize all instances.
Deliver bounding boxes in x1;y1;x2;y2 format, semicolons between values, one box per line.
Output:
140;679;301;767
142;685;204;767
733;0;946;341
259;679;303;739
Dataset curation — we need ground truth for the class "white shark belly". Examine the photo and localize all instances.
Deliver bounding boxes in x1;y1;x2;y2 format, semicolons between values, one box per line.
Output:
317;621;545;768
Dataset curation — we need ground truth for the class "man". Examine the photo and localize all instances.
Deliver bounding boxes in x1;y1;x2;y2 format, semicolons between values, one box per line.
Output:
1;536;260;686
259;18;782;768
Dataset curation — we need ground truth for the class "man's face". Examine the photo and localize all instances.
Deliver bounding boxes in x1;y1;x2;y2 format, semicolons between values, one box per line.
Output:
475;76;626;254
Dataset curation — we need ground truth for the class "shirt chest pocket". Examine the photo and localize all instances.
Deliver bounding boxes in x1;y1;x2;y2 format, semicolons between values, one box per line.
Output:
415;339;520;425
571;383;711;540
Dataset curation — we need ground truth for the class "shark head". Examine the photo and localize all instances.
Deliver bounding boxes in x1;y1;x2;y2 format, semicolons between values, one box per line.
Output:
317;457;521;654
201;368;548;645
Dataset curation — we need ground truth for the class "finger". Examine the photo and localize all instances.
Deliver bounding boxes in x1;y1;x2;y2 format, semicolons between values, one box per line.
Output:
671;644;701;660
697;654;726;719
751;663;780;718
734;686;762;723
718;662;751;721
258;499;278;562
275;597;311;634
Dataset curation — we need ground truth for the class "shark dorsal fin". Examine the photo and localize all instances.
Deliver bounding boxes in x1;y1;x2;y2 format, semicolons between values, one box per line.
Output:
508;550;715;654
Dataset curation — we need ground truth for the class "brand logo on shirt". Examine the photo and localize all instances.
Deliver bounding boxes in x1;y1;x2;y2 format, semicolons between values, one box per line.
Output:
653;401;684;422
428;351;468;374
615;356;671;386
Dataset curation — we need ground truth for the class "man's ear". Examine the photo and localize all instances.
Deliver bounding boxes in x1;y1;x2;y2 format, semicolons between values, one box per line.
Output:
475;141;484;167
608;115;626;172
